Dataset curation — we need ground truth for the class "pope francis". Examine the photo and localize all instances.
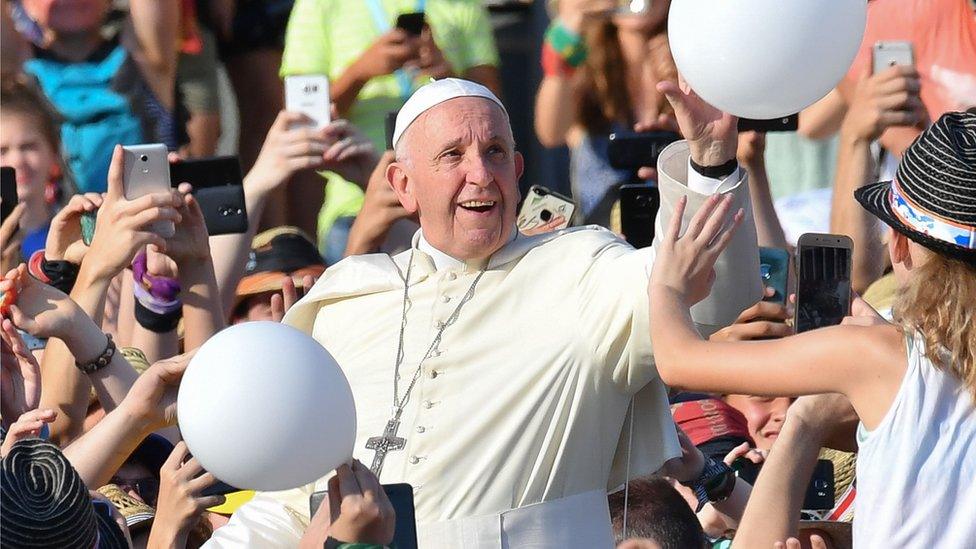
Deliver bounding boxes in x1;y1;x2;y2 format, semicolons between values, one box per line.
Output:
204;78;761;547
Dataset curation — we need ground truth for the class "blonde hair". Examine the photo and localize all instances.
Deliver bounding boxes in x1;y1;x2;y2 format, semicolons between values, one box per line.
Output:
893;252;976;400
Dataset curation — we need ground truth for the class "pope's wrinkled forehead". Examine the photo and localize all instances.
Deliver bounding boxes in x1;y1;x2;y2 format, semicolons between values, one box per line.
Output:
398;96;515;155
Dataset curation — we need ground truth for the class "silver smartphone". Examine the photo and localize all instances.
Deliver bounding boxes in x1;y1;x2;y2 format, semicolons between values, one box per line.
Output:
122;143;175;238
872;41;914;74
284;75;331;130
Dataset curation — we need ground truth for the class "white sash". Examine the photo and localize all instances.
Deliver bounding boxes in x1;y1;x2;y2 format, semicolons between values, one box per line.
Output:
418;490;614;548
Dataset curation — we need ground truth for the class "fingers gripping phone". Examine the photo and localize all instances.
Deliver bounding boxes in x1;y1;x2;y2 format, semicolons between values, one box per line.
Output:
517;185;575;232
285;75;331;130
794;233;853;333
169;156;248;235
310;483;418;549
122;144;175;238
872;41;915;74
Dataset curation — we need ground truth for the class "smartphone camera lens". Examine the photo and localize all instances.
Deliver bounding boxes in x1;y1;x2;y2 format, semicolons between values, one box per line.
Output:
140;154;148;162
540;209;552;222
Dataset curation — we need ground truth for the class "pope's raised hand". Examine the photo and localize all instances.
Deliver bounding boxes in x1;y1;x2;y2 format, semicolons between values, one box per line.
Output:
657;76;738;168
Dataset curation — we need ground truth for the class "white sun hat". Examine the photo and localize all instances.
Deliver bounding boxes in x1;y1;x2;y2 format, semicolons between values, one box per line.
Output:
392;78;508;148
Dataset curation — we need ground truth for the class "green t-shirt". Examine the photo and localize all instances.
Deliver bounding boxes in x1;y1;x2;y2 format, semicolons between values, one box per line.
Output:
280;0;500;242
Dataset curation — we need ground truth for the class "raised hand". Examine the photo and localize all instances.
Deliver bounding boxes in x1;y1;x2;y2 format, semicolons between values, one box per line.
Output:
117;350;195;432
84;145;183;282
657;77;738;167
351;29;420;81
246;111;330;196
709;297;793;342
165;184;211;264
320;120;379;186
44;192;104;264
148;441;225;547
0;317;42;429
2;264;86;341
650;193;744;305
270;273;317;323
0;408;57;457
413;28;451;80
843;65;926;143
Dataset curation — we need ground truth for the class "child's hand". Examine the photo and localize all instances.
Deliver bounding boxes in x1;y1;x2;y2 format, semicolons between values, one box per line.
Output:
650;193;744;305
0;408;56;457
44;192;103;264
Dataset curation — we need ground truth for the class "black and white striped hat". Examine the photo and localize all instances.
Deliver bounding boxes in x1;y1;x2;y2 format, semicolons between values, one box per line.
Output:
855;111;976;264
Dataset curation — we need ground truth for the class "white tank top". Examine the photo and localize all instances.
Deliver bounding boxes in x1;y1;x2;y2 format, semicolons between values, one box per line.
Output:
854;332;976;547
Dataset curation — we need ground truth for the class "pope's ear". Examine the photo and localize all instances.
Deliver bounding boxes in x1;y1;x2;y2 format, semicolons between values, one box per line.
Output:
388;161;418;213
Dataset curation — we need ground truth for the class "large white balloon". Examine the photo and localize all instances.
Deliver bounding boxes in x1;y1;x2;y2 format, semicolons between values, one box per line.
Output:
177;321;356;491
668;0;866;119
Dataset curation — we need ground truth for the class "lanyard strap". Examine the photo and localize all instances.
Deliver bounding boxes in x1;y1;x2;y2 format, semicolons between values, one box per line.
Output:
365;0;427;100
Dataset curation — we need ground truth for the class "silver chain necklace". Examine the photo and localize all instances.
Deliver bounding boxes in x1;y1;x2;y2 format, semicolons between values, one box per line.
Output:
366;250;489;476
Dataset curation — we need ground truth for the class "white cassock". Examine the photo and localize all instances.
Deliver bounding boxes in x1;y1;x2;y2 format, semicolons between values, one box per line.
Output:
204;142;762;548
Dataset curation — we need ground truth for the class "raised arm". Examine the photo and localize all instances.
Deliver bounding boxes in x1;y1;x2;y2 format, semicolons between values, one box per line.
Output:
648;194;905;428
830;66;925;293
126;0;180;110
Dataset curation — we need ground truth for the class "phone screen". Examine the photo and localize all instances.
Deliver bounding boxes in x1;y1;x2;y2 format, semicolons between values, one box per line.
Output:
309;483;417;549
795;244;852;333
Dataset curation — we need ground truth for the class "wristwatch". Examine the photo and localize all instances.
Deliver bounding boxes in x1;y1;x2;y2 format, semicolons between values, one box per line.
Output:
681;456;736;511
75;333;116;374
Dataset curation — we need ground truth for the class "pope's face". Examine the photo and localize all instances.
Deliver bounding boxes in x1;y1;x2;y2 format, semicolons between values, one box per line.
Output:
389;98;524;261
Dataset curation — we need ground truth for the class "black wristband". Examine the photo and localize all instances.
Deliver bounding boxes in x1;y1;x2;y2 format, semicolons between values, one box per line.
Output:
689;157;738;179
40;259;80;294
134;300;182;333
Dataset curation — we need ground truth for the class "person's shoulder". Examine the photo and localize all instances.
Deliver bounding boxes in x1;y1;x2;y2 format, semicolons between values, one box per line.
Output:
520;225;632;262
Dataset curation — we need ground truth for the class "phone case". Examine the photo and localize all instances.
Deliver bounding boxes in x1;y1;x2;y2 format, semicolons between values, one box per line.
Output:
122;144;175;238
619;184;660;249
285;75;331;130
607;131;681;170
759;247;790;303
170;156;243;189
1;166;18;222
517;185;575;231
81;211;97;246
195;186;248;235
872;41;914;74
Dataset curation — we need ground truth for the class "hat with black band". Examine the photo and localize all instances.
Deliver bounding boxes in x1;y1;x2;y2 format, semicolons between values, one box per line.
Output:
855;111;976;265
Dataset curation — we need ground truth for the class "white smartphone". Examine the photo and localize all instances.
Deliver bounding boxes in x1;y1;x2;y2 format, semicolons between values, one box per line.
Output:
517;185;575;232
122;143;175;238
872;41;915;74
285;75;331;130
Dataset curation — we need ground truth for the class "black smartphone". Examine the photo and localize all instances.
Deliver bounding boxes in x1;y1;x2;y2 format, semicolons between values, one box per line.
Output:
737;114;799;133
169;156;248;235
396;12;425;36
759;247;790;304
385;110;399;151
619;184;660;249
795;233;853;333
802;459;835;510
310;484;418;549
1;166;17;222
607;131;681;170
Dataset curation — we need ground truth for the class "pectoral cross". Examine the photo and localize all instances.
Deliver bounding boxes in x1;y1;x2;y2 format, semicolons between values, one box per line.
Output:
366;415;406;476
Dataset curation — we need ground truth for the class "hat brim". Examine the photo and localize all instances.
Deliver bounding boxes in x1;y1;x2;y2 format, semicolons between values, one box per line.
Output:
855;181;976;264
235;266;327;299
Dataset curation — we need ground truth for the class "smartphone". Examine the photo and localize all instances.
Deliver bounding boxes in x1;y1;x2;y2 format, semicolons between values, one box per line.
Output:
607;131;681;171
199;480;241;498
872;41;915;74
794;233;853;333
17;329;47;351
516;185;575;232
80;211;97;246
122;144;175;238
619;184;660;249
396;12;425;36
170;156;248;235
803;459;835;510
310;484;418;549
759;247;790;304
1;166;17;222
284;75;331;130
738;114;799;133
385;110;399;151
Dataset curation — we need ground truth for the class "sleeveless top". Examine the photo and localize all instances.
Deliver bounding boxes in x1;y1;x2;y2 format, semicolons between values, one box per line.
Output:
854;332;976;547
569;126;637;228
24;36;179;193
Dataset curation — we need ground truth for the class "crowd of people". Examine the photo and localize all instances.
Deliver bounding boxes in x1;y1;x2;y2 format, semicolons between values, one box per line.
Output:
1;0;975;548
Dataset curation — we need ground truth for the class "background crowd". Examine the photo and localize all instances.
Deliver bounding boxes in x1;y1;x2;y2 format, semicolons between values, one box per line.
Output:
0;0;975;548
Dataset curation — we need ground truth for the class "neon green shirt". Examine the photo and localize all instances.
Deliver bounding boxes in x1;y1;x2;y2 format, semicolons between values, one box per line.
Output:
280;0;500;243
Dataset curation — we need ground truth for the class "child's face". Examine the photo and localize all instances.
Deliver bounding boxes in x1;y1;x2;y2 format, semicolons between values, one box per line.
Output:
23;0;108;34
723;394;792;451
0;112;58;210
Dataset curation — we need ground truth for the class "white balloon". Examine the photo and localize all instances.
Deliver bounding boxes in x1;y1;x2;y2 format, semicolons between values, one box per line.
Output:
177;321;357;491
668;0;866;119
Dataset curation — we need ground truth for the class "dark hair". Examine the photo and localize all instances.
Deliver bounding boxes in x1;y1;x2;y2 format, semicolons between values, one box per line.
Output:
608;477;708;549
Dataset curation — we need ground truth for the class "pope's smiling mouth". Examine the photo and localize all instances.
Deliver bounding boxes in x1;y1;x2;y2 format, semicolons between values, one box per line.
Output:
458;200;497;214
